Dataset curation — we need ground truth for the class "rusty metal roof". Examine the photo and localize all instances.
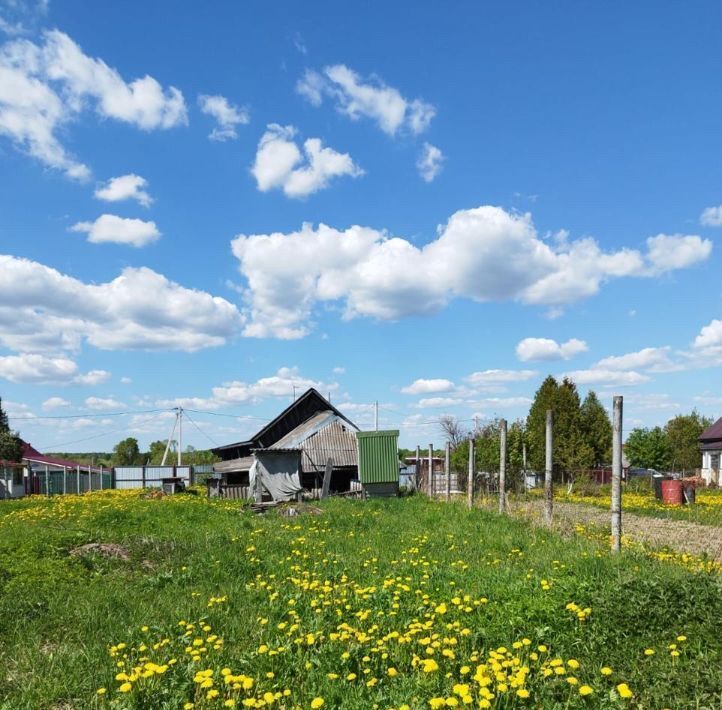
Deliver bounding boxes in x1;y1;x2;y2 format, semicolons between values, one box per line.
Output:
269;412;359;471
302;420;359;470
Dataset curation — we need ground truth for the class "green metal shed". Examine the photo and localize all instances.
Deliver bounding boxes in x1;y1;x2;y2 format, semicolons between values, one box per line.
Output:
356;430;399;495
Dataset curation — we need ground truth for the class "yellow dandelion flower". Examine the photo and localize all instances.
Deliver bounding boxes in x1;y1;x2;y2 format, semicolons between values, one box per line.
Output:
579;685;593;696
617;683;633;699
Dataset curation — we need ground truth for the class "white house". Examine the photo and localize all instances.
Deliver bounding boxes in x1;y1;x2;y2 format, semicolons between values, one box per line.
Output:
1;462;25;499
699;417;722;485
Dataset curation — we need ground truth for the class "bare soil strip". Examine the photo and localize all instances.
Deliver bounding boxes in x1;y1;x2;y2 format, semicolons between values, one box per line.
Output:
503;500;722;562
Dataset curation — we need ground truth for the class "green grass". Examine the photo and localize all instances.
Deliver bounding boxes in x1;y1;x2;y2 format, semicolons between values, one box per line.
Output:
0;490;721;709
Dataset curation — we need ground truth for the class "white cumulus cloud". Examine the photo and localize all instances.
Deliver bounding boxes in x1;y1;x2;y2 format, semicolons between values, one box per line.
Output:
645;234;712;274
251;124;363;198
94;174;153;207
417;143;443;182
0;254;244;353
85;396;125;410
0;29;186;179
42;396;70;410
160;367;339;411
466;369;538;385
694;319;722;349
231;206;710;338
401;378;456;395
563;369;650;386
198;94;249;141
0;353;108;385
74;369;111;386
297;64;435;136
516;337;588;362
595;346;676;372
700;206;722;227
70;214;161;247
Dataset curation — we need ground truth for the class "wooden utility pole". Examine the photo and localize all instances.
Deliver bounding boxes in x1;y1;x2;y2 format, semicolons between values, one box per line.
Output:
429;444;436;497
544;410;553;526
467;437;474;509
611;396;623;553
499;419;507;514
321;457;333;499
445;441;451;502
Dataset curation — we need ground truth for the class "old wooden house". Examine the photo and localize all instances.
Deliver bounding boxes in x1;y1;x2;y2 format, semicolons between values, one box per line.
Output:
211;388;360;499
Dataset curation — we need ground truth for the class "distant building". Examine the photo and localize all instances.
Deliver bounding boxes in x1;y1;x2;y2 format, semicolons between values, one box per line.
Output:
211;388;360;499
699;417;722;485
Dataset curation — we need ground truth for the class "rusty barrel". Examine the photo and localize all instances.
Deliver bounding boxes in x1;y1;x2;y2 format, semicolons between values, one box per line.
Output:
661;479;684;505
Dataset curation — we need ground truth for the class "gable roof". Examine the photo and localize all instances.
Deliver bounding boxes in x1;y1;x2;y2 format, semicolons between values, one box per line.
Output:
699;417;722;444
212;388;356;459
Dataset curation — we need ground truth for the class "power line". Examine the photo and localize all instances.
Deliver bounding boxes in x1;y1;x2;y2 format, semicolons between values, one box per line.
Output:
184;408;270;421
183;409;219;447
38;425;135;451
9;408;170;421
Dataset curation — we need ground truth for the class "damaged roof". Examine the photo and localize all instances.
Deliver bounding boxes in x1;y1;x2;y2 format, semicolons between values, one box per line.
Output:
212;388;357;460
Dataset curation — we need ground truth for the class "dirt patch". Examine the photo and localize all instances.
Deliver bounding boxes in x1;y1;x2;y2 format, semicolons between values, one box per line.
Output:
504;500;722;562
69;542;131;561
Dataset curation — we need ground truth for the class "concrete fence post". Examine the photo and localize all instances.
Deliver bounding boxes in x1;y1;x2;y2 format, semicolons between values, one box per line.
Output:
428;444;434;496
499;419;507;514
467;438;474;510
544;410;553;526
445;441;451;502
611;396;623;553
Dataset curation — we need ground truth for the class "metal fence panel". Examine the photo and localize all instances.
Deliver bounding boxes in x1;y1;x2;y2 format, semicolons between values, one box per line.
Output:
113;466;145;489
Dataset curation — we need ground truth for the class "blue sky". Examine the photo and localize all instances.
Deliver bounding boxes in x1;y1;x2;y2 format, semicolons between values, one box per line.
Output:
1;0;721;452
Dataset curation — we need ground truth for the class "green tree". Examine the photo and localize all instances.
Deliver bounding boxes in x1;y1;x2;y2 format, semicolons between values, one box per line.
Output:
112;437;142;466
507;419;526;471
0;398;22;462
147;439;170;464
526;376;559;471
182;447;219;465
554;378;593;474
580;391;612;466
526;376;592;477
624;427;671;470
665;411;711;472
0;397;9;432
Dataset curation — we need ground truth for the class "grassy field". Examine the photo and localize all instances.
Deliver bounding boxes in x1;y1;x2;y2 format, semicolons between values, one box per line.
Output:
1;491;721;710
546;486;722;528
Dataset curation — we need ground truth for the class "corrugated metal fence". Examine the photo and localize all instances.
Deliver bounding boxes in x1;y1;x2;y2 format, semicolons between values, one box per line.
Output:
114;466;192;489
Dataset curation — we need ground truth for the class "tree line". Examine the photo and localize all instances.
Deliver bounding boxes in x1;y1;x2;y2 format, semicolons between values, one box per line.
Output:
624;411;711;472
110;437;219;467
437;376;713;478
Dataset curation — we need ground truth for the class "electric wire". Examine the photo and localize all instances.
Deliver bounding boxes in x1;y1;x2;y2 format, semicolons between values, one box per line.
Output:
182;409;219;447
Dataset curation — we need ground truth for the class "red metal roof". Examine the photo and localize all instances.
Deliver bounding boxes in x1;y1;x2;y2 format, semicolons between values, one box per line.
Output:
21;441;102;471
699;417;722;443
